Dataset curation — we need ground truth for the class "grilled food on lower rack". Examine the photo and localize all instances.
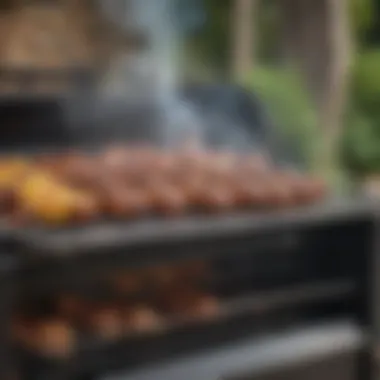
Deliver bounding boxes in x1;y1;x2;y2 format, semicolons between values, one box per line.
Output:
123;305;164;332
13;293;220;358
12;259;219;357
109;261;209;294
13;316;75;358
84;304;125;340
0;146;327;226
159;290;220;320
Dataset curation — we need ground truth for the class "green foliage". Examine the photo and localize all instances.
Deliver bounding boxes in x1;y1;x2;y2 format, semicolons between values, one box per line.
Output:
342;111;380;175
350;0;375;41
256;0;280;62
247;67;320;169
186;0;380;179
352;50;380;110
188;0;232;73
187;0;280;74
188;0;375;72
342;49;380;175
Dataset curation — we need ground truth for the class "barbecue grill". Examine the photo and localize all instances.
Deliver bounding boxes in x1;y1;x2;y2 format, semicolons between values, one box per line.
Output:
0;78;376;380
0;3;376;377
5;195;376;380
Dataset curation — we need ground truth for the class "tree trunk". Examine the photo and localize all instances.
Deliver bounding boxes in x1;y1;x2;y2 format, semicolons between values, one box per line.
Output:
279;0;351;182
317;0;351;182
279;0;329;107
230;0;258;81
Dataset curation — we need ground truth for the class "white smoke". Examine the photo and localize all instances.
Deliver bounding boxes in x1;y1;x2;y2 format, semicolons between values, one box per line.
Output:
85;0;257;151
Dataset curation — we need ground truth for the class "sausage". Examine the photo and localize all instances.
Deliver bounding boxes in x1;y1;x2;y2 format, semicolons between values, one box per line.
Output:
282;172;326;205
231;177;269;207
0;188;16;214
0;159;30;214
191;294;220;318
265;174;297;208
123;146;160;175
199;152;236;177
295;176;327;204
98;180;153;218
124;306;163;333
148;181;188;215
71;191;100;222
308;177;327;202
240;154;271;174
36;319;75;357
178;171;236;211
54;154;101;188
239;173;295;209
161;291;219;319
85;305;124;340
101;146;130;168
264;178;294;208
100;146;140;179
14;317;75;358
197;187;236;211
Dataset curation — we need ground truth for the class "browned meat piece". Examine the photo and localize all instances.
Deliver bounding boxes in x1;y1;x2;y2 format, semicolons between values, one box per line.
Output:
0;148;328;225
161;291;219;319
100;146;137;178
198;187;236;211
296;177;327;204
102;146;162;180
34;319;75;357
231;177;269;207
124;306;163;333
177;171;236;211
0;188;16;214
0;159;30;214
49;153;101;188
239;154;272;174
147;181;189;215
281;172;327;205
71;192;100;222
100;182;153;217
13;317;75;358
263;175;297;208
85;305;124;340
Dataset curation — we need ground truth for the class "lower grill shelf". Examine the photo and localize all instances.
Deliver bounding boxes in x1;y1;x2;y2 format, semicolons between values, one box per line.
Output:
16;278;356;378
104;319;364;380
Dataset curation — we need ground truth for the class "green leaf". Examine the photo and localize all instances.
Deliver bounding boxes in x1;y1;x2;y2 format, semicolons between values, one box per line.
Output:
247;67;320;169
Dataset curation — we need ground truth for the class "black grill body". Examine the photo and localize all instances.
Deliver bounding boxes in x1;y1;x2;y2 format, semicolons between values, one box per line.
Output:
0;85;376;380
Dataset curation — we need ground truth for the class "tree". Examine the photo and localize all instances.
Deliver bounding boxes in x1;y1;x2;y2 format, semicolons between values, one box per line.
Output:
279;0;352;180
318;0;352;180
230;0;258;81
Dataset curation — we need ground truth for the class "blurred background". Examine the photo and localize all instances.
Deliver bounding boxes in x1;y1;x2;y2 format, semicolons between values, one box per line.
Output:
183;0;378;192
0;0;378;191
0;1;378;380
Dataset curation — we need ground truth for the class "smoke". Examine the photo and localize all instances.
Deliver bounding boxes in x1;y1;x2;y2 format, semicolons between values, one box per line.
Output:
66;0;259;152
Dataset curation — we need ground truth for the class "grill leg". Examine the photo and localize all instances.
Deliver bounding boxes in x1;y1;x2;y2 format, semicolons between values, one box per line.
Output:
0;254;17;380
